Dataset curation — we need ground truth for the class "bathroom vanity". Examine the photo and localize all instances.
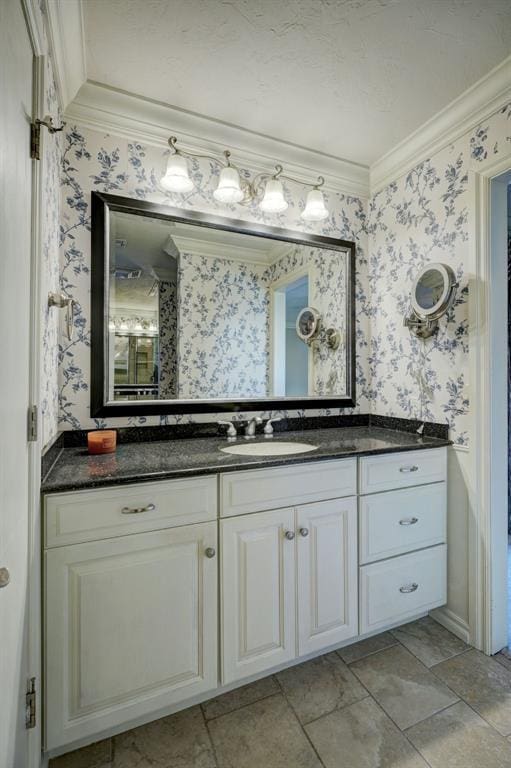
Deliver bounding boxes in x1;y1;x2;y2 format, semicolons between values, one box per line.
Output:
41;427;448;752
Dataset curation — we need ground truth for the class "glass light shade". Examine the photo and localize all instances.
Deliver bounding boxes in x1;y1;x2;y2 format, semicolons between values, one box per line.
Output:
259;178;288;213
161;153;194;193
213;166;244;203
301;188;329;221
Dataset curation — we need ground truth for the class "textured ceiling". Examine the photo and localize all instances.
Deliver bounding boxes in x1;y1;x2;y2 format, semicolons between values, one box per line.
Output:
82;0;511;166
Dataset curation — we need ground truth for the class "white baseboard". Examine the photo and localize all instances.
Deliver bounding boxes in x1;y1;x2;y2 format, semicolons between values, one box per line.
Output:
431;606;471;644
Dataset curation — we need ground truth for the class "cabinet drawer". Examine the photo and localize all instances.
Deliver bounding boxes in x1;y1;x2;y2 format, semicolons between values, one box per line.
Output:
220;459;357;517
359;545;446;634
359;448;446;494
359;483;446;564
44;476;217;547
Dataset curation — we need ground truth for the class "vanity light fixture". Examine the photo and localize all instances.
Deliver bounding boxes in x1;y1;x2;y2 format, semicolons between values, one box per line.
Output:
301;187;329;221
162;135;329;220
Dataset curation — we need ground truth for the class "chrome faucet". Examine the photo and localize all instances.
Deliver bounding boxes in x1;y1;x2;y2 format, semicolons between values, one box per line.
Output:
218;420;238;441
263;417;282;437
244;417;262;439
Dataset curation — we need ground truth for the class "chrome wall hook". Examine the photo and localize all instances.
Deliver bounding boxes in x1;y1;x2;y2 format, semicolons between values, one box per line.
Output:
48;292;75;341
31;116;66;160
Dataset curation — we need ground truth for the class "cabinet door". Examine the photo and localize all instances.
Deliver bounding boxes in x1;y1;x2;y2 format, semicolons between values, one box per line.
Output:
221;508;296;684
45;522;218;750
297;497;358;656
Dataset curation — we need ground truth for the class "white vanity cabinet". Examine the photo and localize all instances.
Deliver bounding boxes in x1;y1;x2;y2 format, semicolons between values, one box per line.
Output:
44;479;218;750
220;496;358;684
43;446;448;754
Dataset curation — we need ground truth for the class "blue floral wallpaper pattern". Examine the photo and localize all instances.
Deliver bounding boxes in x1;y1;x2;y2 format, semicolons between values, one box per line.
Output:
367;101;511;446
158;280;177;399
45;101;511;442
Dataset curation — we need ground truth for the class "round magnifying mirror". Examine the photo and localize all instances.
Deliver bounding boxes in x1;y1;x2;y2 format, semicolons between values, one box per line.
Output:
296;306;321;345
411;263;457;321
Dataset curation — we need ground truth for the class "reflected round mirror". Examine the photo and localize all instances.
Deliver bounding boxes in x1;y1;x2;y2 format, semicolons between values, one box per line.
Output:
411;263;457;321
296;307;321;345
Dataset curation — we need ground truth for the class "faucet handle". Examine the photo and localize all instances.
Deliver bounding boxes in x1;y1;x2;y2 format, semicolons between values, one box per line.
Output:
218;420;237;439
264;417;283;436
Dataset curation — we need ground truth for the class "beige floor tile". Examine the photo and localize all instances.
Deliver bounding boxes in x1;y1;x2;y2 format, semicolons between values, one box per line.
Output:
337;632;398;665
201;675;278;720
495;651;511;672
208;693;322;768
276;651;367;724
407;700;511;768
49;739;112;768
306;697;428;768
112;706;216;767
351;645;458;730
433;649;511;736
391;616;469;667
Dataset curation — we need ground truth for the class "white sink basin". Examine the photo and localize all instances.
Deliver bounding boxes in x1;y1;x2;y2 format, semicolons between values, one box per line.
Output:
220;441;318;457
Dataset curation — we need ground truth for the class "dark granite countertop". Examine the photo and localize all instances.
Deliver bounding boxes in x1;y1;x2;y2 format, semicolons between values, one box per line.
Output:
41;426;451;494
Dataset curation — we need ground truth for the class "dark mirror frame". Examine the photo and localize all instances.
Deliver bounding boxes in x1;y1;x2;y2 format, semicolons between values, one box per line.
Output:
91;191;356;417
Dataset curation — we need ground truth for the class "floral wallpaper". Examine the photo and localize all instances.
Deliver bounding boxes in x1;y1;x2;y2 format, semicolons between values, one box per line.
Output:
367;99;511;446
158;280;178;399
178;252;268;399
43;98;510;441
57;124;369;430
39;33;62;448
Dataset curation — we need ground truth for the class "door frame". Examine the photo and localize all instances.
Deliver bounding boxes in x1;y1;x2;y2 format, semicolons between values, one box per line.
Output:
469;150;511;655
22;2;46;764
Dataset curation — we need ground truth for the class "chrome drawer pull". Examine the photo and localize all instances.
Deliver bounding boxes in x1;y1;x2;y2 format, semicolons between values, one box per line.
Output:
121;503;156;515
399;517;419;526
399;583;419;594
399;465;419;473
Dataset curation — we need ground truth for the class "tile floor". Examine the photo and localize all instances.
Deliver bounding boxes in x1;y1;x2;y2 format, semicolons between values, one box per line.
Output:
50;616;511;768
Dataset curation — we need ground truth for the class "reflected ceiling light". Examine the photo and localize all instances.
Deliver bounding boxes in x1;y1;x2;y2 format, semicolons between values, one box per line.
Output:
162;135;329;220
301;186;328;222
260;177;288;213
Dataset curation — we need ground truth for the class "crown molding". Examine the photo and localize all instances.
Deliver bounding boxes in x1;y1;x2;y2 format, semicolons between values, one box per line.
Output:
370;55;511;193
65;81;370;199
44;0;86;109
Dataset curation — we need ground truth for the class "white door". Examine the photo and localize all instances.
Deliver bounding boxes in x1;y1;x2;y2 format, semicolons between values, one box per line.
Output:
0;1;34;766
297;498;358;655
221;508;296;684
45;522;218;750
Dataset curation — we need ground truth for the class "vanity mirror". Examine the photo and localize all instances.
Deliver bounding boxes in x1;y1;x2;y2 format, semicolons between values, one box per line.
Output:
91;192;355;416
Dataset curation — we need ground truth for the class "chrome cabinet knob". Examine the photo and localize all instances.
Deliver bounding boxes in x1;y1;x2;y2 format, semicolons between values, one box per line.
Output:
399;583;419;594
205;547;216;559
121;503;156;515
284;530;295;541
0;567;10;588
299;527;309;537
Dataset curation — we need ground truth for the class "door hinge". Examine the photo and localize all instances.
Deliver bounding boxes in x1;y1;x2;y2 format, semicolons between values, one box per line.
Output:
28;405;38;442
26;677;36;729
30;122;40;160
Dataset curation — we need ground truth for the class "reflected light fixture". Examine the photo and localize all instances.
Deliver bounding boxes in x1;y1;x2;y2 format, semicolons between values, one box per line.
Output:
161;135;329;220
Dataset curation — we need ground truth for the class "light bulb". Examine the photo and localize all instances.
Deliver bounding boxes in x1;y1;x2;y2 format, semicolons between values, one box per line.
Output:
161;153;194;193
301;188;329;221
259;179;288;213
213;166;244;203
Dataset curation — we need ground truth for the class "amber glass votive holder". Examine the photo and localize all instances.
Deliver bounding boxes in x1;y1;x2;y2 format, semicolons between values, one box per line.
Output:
87;430;117;455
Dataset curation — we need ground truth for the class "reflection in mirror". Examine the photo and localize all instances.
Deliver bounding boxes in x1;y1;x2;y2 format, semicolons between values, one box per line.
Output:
96;197;355;412
414;268;445;312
